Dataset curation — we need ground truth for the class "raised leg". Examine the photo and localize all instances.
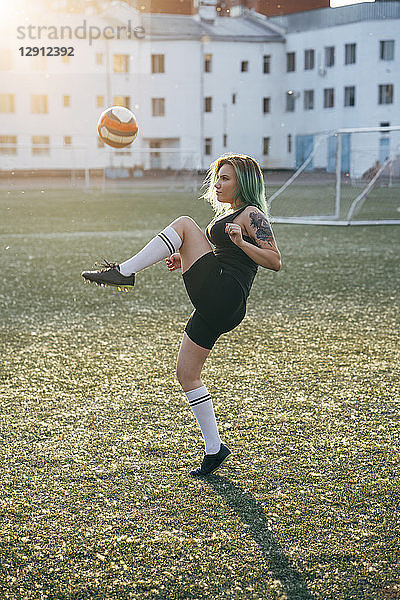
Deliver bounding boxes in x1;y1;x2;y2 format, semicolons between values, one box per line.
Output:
82;215;213;287
170;216;213;274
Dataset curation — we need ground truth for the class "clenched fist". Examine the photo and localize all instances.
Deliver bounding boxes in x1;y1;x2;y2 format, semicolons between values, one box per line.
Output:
166;252;182;271
225;223;244;247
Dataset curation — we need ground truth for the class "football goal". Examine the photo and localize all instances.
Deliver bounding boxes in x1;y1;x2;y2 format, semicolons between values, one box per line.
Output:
268;126;400;225
0;142;201;193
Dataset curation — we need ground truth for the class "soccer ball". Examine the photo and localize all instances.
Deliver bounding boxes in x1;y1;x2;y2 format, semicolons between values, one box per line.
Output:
97;106;139;149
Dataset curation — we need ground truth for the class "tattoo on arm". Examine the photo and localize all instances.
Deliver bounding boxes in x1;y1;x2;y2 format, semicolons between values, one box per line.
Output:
249;211;274;247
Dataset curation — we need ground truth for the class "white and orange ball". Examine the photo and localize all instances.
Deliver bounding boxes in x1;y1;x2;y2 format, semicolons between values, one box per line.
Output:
97;106;139;149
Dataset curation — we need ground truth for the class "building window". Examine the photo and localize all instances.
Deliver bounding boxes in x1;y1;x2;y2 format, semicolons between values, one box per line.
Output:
0;94;15;113
287;134;292;154
97;95;104;108
31;95;48;114
232;93;236;104
324;88;335;108
286;91;295;112
263;137;270;155
113;54;129;73
113;96;130;109
223;134;227;148
379;84;393;105
31;56;46;71
152;54;165;74
286;52;295;72
204;54;212;73
96;53;103;65
325;46;335;68
63;95;70;107
304;49;314;70
32;135;50;155
263;54;271;73
204;97;212;113
263;97;270;114
204;137;212;156
152;98;165;116
304;90;314;110
0;135;17;155
344;86;355;107
241;60;248;72
380;40;394;61
64;136;72;145
0;49;13;71
345;43;356;65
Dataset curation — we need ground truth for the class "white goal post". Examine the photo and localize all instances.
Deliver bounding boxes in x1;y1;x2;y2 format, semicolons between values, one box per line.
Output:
268;126;400;226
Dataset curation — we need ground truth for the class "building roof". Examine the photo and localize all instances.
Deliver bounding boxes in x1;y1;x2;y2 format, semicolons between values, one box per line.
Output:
97;1;285;41
268;1;400;32
141;11;285;41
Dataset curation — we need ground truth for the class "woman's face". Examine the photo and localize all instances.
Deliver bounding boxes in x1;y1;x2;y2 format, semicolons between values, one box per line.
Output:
214;163;241;206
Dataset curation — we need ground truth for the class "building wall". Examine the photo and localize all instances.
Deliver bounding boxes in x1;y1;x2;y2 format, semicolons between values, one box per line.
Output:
217;0;329;17
200;40;285;168
0;4;399;174
248;0;329;16
133;0;329;17
135;0;196;15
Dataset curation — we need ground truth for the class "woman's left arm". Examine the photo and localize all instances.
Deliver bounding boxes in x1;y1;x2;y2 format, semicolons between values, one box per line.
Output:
225;209;282;271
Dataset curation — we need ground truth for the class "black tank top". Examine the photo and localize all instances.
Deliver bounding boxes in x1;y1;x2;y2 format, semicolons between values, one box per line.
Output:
206;205;258;298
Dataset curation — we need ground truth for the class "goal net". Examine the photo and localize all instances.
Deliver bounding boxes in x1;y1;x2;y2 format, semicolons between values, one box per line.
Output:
0;144;91;189
97;147;202;193
268;126;400;225
0;143;202;193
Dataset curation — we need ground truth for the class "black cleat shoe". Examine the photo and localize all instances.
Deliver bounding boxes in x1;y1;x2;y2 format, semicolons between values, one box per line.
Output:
189;443;231;477
81;260;135;291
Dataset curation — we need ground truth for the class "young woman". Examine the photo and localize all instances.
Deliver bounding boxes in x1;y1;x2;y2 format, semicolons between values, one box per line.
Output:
82;154;281;477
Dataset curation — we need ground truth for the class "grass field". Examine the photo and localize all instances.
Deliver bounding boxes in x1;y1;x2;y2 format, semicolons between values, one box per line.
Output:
0;187;399;600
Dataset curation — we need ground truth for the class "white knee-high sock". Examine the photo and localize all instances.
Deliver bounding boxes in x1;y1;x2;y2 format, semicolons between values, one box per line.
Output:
185;385;222;455
119;225;182;276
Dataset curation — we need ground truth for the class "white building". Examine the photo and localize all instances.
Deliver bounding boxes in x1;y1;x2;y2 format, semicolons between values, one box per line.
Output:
268;2;400;176
0;1;399;174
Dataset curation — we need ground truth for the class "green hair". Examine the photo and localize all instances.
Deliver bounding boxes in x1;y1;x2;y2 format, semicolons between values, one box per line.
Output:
200;153;268;216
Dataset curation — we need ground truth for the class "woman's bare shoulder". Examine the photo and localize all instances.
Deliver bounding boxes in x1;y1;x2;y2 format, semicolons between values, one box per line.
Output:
242;205;267;218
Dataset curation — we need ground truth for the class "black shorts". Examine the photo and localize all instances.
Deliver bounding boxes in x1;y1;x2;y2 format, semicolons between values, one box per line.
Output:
182;252;247;350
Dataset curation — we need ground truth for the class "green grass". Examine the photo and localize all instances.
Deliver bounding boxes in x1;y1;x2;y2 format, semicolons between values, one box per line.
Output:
0;188;399;600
